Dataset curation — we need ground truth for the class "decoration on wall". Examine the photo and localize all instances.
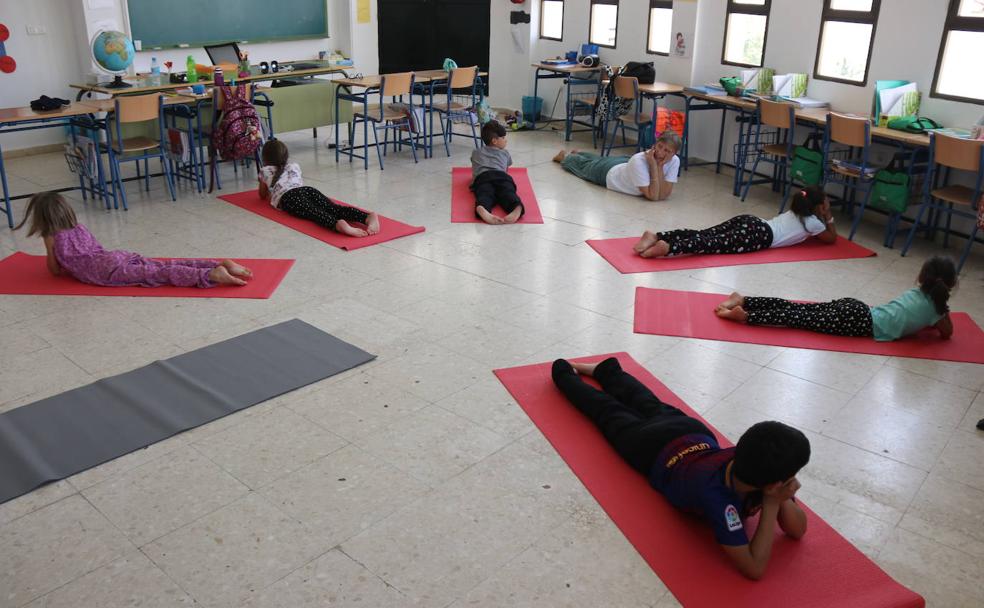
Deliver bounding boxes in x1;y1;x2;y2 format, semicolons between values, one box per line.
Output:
0;23;15;74
357;0;371;24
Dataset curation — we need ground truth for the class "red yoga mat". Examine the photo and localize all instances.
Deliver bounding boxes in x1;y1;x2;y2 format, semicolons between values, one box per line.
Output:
587;236;876;273
218;191;425;250
450;167;543;224
634;287;984;364
494;353;924;608
0;252;293;299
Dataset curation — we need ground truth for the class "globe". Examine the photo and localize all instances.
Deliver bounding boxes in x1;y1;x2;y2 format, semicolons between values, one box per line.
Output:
91;30;135;88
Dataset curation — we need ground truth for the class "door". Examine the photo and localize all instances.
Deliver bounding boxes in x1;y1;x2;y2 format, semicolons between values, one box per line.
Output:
377;0;490;76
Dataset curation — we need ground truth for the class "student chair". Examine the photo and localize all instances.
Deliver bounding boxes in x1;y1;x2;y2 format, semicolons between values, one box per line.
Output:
601;75;652;157
901;133;984;272
566;70;603;147
740;99;796;207
105;94;176;210
430;66;481;156
822;112;899;246
350;72;419;170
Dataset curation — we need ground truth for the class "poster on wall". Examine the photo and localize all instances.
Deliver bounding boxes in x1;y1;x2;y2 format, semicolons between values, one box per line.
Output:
671;0;695;59
357;0;371;24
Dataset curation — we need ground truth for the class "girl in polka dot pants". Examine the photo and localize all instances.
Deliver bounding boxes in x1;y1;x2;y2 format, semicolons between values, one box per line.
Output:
643;214;774;257
721;295;874;337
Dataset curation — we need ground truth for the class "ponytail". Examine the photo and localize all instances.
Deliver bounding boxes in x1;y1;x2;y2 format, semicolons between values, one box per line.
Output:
260;139;289;192
917;256;957;315
788;185;826;228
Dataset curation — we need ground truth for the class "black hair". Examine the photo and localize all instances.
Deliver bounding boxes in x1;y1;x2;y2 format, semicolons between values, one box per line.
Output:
481;120;506;146
917;255;957;315
732;421;810;488
261;139;289;192
789;185;826;228
14;191;78;238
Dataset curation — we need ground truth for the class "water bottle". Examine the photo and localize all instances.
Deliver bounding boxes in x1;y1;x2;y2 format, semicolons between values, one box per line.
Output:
149;57;160;85
213;66;224;87
186;55;197;83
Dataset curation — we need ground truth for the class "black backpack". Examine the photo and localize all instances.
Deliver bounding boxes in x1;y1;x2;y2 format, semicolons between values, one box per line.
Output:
621;61;656;85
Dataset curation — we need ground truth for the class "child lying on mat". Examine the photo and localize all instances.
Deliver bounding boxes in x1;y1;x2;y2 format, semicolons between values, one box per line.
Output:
716;256;957;341
470;121;524;225
633;185;836;258
16;192;250;288
259;139;380;237
553;130;681;201
552;357;809;580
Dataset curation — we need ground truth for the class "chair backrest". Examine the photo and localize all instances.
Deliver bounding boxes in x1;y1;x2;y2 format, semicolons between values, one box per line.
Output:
759;98;794;130
613;75;639;101
932;133;984;172
381;72;414;97
116;94;161;123
448;66;478;89
827;112;869;147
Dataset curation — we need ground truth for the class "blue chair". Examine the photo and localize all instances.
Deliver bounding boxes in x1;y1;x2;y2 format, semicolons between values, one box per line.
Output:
901;133;983;272
105;94;176;210
430;66;481;156
740;98;796;207
601;75;651;156
349;72;419;170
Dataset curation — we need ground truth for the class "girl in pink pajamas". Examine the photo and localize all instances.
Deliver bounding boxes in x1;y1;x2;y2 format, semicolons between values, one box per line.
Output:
16;192;251;288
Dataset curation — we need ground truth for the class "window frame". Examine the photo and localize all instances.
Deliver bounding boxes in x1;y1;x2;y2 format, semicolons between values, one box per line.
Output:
812;0;881;87
589;0;620;50
646;0;673;56
539;0;565;42
931;0;984;105
721;0;772;68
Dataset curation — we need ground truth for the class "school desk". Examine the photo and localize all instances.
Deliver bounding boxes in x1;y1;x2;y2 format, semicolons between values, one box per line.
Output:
530;63;606;141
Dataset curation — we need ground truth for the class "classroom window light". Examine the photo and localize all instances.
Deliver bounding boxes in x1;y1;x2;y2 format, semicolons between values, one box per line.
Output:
647;1;673;56
722;0;771;67
540;0;564;41
813;0;880;86
932;0;984;103
589;0;619;49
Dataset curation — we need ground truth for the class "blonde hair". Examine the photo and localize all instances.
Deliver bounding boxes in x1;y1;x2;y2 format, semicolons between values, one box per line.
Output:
14;192;78;237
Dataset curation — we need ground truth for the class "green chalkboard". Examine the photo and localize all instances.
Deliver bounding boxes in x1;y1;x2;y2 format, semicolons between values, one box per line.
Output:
127;0;329;49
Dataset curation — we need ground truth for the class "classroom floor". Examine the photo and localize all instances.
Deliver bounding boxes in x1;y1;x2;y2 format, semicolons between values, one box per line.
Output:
1;127;983;608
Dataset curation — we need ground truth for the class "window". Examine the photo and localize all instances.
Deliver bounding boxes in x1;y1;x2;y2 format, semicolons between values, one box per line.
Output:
814;0;881;85
540;0;564;41
647;1;673;55
932;0;984;104
722;0;771;67
589;0;619;49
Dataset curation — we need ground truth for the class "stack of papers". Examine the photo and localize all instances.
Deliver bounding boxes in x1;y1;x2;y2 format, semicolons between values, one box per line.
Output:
832;158;878;178
784;97;830;108
685;84;728;96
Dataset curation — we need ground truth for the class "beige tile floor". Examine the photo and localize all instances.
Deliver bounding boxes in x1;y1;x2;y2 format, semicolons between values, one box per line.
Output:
1;127;983;608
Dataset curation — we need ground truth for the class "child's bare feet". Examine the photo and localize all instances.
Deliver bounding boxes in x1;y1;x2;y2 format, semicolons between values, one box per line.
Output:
716;305;748;323
640;240;670;258
366;212;381;235
718;291;745;311
552;150;568;163
209;265;248;286
570;360;600;376
476;207;504;225
503;206;523;224
336;219;369;237
633;230;660;254
221;259;252;279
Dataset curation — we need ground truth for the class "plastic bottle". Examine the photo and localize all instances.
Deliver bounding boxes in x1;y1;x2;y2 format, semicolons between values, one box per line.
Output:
213;66;224;87
149;57;160;85
186;55;198;83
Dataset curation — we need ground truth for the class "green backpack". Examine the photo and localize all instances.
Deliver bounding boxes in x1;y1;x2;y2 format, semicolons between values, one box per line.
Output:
790;133;823;186
886;116;942;133
869;157;911;213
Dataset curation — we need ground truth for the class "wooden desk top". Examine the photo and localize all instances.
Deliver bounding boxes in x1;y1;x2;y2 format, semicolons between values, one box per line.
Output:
532;62;603;74
335;70;488;89
80;95;200;113
70;64;352;96
0;102;104;123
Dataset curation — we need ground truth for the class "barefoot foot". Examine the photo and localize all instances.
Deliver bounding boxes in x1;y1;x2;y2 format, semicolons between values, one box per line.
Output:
570;360;600;376
209;265;248;286
221;259;252;279
552;150;568;163
336;219;369;237
366;212;381;235
476;207;504;225
633;230;660;254
503;206;523;224
719;291;745;311
640;240;670;258
715;305;748;323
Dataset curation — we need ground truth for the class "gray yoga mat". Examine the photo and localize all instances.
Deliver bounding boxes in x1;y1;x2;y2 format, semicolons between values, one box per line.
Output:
0;319;375;504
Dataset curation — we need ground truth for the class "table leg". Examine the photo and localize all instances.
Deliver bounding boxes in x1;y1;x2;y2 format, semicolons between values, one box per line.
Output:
0;140;12;228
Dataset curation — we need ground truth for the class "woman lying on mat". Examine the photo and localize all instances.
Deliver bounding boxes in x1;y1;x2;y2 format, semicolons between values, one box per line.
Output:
16;192;251;287
552;357;809;580
633;185;836;258
259;139;380;237
716;256;957;341
553;131;681;201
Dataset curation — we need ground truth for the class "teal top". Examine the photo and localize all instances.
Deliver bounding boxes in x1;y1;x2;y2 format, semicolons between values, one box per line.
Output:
870;288;943;342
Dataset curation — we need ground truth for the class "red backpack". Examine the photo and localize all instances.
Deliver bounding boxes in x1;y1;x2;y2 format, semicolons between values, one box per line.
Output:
208;85;262;192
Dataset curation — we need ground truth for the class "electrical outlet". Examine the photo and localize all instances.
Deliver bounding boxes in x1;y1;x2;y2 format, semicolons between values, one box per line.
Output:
26;25;47;35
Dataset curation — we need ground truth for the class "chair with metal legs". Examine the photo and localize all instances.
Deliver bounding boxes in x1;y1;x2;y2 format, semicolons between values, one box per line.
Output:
105;94;176;210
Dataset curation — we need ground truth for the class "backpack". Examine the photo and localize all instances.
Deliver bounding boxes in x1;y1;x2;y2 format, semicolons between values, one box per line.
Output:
208;85;263;192
622;61;655;85
887;116;943;133
790;132;823;186
869;155;911;214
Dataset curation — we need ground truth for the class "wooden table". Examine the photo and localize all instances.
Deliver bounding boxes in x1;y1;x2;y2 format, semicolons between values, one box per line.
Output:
530;62;606;139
